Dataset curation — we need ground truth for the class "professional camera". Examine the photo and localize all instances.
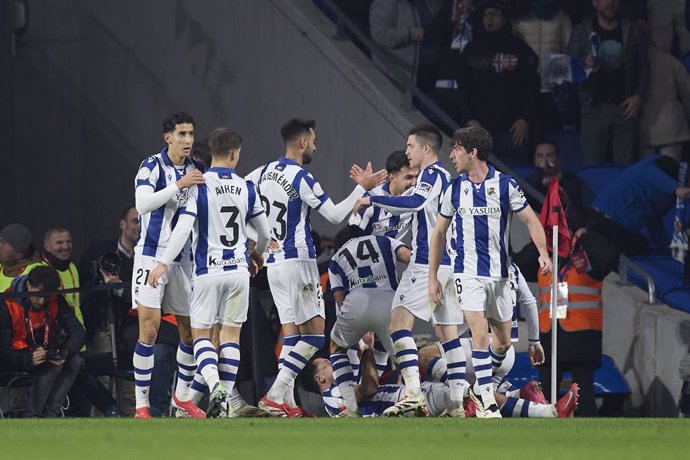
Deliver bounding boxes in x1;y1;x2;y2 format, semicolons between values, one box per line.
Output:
99;252;122;276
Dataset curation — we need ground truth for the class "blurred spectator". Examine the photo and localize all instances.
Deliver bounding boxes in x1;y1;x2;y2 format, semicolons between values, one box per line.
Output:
589;155;690;268
638;21;690;161
457;0;540;163
42;227;80;323
648;0;690;55
568;0;649;165
512;0;573;137
0;224;44;292
514;139;593;281
369;0;445;93
433;0;476;120
0;266;85;417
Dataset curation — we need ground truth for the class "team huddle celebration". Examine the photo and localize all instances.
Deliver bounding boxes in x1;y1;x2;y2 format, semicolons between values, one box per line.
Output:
129;111;577;420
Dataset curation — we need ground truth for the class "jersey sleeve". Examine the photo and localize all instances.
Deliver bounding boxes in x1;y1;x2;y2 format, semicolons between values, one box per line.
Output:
328;259;348;293
246;181;265;221
439;182;455;218
514;264;539;342
299;172;330;210
370;168;442;213
244;166;263;186
179;185;199;217
135;156;160;189
389;237;407;254
508;178;529;212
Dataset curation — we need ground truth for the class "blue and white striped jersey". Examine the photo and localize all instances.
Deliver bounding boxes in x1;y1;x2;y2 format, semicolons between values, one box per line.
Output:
180;167;265;277
328;235;406;295
440;165;528;279
323;384;406;417
369;162;451;266
134;148;204;263
349;182;413;239
246;157;328;265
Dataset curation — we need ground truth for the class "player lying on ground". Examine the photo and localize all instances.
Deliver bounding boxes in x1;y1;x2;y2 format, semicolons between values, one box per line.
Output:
302;333;578;417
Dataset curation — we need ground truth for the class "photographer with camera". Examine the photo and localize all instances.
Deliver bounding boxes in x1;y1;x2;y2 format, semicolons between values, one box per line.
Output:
78;206;180;417
0;266;85;417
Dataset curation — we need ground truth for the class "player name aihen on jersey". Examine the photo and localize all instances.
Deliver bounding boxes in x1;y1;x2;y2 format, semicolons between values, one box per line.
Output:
246;157;328;265
329;235;405;294
440;165;528;278
162;167;265;275
369;162;451;265
134;148;205;263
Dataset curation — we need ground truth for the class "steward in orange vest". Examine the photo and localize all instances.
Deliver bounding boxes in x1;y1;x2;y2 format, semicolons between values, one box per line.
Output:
536;240;604;417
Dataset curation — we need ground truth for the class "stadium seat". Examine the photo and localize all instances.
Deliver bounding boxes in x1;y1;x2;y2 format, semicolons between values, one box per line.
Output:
659;286;690;314
628;255;683;298
505;353;630;398
575;165;626;196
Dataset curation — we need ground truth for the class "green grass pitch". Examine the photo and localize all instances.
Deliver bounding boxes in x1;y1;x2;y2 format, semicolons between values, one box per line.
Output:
2;418;688;459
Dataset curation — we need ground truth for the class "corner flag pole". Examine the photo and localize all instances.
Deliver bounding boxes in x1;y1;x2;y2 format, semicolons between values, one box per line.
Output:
550;205;560;404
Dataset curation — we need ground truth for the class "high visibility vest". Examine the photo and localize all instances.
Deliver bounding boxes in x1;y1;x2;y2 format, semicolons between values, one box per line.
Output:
5;297;60;351
53;262;81;323
0;262;46;293
538;265;602;333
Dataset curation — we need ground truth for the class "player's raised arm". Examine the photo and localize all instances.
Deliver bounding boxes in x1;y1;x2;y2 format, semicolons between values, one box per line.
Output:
353;166;440;215
354;344;379;401
317;162;387;224
135;159;204;215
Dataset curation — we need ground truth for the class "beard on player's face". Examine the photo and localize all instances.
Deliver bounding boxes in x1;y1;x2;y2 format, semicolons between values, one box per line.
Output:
303;148;314;164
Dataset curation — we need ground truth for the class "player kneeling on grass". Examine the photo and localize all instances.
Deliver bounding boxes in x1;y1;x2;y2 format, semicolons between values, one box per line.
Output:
302;333;577;418
149;128;270;417
327;225;411;416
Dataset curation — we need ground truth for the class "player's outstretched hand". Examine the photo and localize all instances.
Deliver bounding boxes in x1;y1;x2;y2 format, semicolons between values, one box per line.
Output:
529;342;545;367
538;253;552;275
353;197;371;214
177;170;205;190
429;276;443;306
361;331;375;351
352;162;387;191
147;263;167;288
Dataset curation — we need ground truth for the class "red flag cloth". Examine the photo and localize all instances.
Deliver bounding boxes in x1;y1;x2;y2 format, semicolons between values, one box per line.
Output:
538;177;572;258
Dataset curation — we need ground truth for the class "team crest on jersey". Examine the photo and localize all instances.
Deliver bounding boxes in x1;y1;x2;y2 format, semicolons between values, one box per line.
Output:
488;187;495;195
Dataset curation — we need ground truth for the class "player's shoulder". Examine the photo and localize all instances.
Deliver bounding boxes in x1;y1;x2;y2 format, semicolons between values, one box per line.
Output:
138;153;161;170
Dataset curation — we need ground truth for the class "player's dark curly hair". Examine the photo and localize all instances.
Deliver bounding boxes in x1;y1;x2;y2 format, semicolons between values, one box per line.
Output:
385;150;410;174
334;225;368;250
281;118;316;143
162;112;195;133
452;126;492;161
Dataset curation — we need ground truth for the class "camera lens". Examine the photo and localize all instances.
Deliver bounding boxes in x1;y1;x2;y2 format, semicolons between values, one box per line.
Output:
99;252;122;275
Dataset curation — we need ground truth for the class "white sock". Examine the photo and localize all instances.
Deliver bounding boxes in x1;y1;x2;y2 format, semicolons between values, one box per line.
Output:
133;341;154;409
331;351;358;412
174;342;196;401
218;342;240;393
268;335;324;402
194;338;220;392
391;330;421;398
